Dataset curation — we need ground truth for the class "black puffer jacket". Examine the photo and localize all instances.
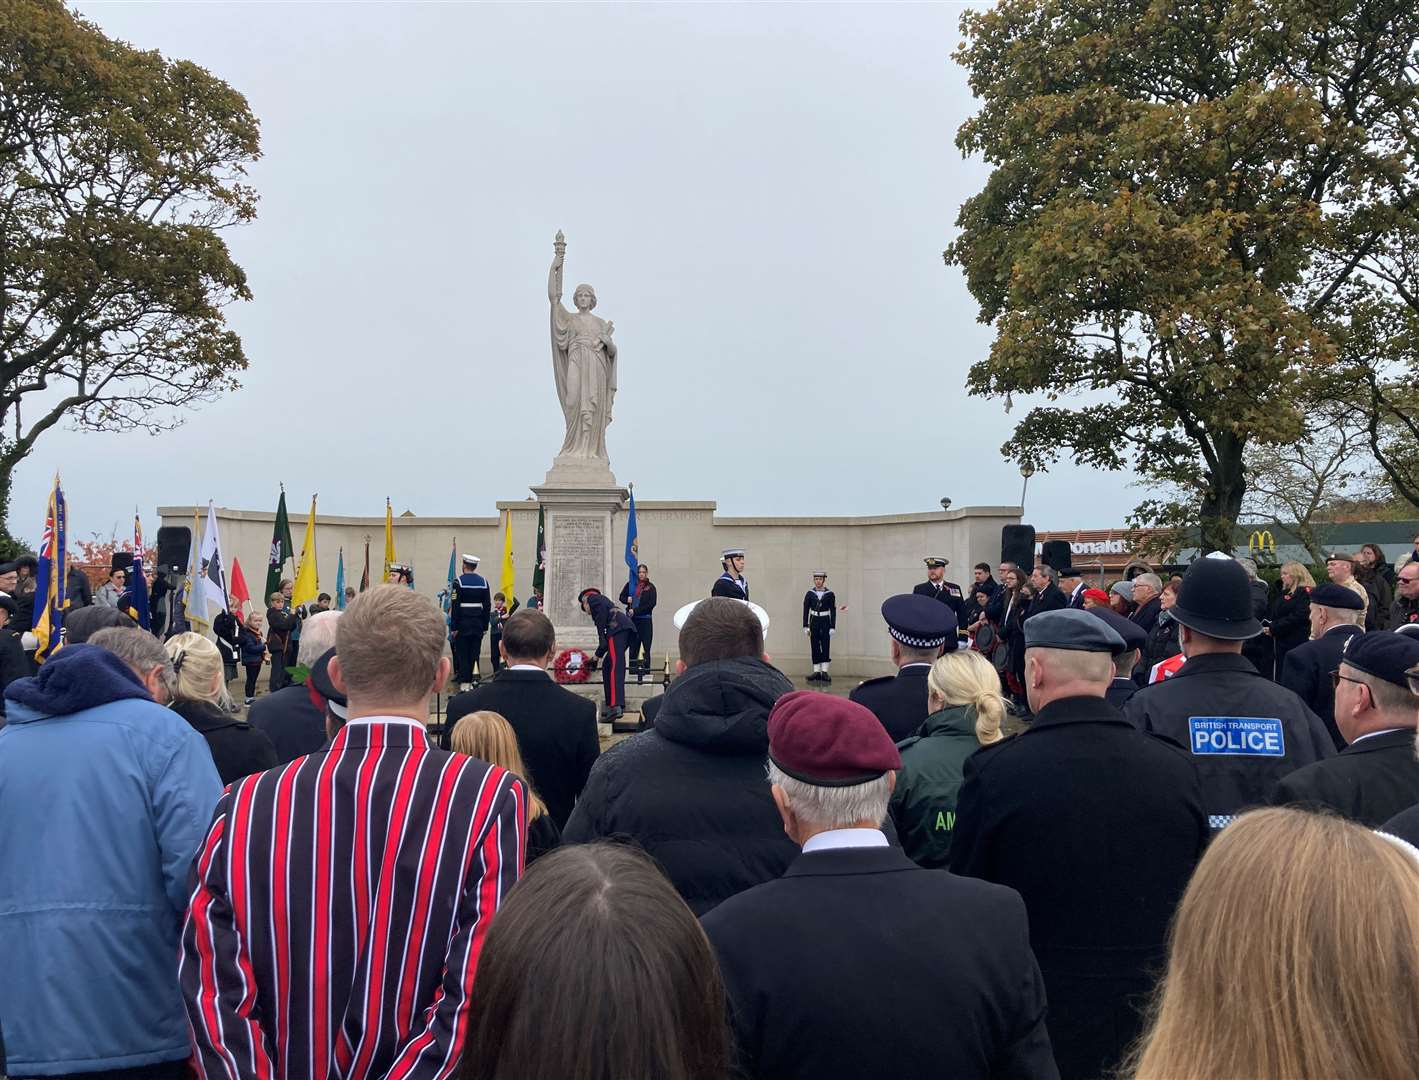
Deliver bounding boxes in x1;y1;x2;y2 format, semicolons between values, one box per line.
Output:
562;656;797;915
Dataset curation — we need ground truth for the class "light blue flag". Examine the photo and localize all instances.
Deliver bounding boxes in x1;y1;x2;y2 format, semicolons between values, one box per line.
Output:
335;548;346;610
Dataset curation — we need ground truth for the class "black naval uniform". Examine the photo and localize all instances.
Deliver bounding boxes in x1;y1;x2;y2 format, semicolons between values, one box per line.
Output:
619;581;657;673
712;572;748;600
803;588;837;665
1268;728;1419;827
850;662;933;742
450;570;492;683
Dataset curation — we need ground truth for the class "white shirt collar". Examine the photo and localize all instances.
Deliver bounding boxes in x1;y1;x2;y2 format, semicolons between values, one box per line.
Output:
343;714;427;730
507;664;550;675
802;828;889;853
900;662;933;670
1348;727;1412;745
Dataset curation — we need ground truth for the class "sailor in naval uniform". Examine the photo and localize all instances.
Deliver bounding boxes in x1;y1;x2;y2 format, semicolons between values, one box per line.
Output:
449;555;492;691
712;548;749;600
913;557;964;629
802;571;838;683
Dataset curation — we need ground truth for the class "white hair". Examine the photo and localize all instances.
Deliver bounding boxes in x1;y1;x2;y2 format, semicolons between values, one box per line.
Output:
297;609;342;667
1035;565;1059;585
1133;573;1163;593
766;761;892;831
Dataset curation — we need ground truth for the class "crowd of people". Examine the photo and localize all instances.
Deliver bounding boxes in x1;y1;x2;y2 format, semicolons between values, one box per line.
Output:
1;540;1418;1080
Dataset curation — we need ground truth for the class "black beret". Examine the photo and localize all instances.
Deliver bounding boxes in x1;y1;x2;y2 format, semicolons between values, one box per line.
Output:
1311;583;1365;611
768;690;901;786
0;561;19;575
1024;608;1126;653
1087;607;1147;653
881;594;957;651
308;646;348;718
1340;632;1419;690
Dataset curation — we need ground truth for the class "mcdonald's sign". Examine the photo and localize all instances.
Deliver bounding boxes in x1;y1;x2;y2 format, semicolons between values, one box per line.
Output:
1248;530;1276;554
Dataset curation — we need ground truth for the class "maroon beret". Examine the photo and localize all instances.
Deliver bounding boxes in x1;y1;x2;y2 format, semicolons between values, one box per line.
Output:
767;690;902;787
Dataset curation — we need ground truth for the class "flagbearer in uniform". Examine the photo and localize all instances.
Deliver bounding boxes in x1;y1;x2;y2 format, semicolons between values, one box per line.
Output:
713;548;749;600
450;555;491;690
619;565;657;682
803;572;838;683
914;556;964;628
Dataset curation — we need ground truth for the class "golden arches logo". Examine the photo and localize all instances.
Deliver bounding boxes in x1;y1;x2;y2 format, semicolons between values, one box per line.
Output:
1248;530;1276;554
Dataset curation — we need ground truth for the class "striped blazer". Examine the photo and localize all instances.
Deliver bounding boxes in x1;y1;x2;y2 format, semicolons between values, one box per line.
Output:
181;718;526;1080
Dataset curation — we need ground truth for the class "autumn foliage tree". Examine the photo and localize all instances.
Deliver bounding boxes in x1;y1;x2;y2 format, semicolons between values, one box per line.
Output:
947;0;1419;553
0;0;259;543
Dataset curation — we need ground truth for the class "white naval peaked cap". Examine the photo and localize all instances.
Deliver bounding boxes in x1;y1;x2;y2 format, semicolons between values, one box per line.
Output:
461;554;480;564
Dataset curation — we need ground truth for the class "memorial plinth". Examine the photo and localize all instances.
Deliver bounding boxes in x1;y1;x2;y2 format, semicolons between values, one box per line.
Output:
531;478;627;651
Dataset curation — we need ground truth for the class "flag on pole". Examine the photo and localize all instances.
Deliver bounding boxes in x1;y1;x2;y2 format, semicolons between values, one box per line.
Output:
130;508;151;630
292;495;319;608
382;498;395;582
230;557;251;611
440;539;457;620
184;506;207;630
265;488;295;601
531;505;546;595
360;538;370;593
189;502;229;627
32;474;67;664
624;484;640;602
500;512;516;604
335;548;346;610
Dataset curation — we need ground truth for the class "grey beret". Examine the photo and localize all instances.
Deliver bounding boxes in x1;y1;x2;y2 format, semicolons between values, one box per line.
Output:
1024;608;1127;654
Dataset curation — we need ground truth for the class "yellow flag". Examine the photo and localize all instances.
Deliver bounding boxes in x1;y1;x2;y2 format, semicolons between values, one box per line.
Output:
499;511;515;602
292;495;319;607
383;497;395;583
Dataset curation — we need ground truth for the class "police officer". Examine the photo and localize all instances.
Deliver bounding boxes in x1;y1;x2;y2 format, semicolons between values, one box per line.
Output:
1124;557;1334;830
1278;583;1365;749
850;594;956;741
802;572;837;683
712;548;749;600
449;555;491;691
912;557;964;627
580;587;636;722
949;608;1207;1080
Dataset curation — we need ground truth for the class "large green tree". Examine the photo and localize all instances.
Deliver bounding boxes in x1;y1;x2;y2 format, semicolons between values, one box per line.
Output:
948;0;1419;553
0;0;259;541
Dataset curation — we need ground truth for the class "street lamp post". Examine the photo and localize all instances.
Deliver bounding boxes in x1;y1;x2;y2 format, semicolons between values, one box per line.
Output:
1019;463;1036;511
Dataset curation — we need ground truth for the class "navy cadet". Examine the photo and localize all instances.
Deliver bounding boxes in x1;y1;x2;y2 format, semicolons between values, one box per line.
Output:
913;556;964;629
1087;606;1149;709
1124;557;1334;830
1269;631;1419;827
850;594;956;742
1278;582;1366;749
449;555;491;691
702;691;1057;1080
389;561;415;588
580;587;636;722
949;609;1206;1080
802;571;837;683
712;548;748;600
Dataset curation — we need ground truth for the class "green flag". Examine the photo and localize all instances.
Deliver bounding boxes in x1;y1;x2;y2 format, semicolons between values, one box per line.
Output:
531;505;546;594
265;488;295;601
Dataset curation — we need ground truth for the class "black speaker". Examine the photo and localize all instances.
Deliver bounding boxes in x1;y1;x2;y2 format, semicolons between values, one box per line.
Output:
1041;540;1074;573
155;526;191;573
1001;525;1036;571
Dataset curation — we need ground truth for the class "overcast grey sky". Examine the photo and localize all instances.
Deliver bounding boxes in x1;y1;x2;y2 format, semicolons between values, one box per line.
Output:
13;1;1136;545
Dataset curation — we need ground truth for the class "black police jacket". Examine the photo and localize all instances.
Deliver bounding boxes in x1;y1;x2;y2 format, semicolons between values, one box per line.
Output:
1269;728;1419;827
849;662;931;742
1279;624;1363;750
1124;652;1334;827
948;694;1206;1080
701;845;1058;1080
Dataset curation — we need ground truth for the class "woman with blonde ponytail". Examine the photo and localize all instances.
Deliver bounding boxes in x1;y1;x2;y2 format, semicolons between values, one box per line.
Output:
164;632;277;786
889;648;1006;868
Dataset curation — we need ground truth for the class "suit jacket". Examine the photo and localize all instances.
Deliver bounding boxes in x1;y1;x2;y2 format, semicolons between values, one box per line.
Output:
949;695;1206;1080
445;668;599;829
1269;728;1419;826
1129;597;1162;636
701;844;1058;1080
1279;624;1364;749
1067;582;1087;609
180;721;525;1080
1025;583;1068;620
247;683;328;765
849;662;932;742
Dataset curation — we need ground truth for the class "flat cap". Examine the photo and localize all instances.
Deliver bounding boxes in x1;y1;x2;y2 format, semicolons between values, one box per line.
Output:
1087;607;1147;653
1341;632;1419;691
1311;583;1365;611
1025;608;1126;653
722;547;746;559
881;593;957;651
768;690;901;786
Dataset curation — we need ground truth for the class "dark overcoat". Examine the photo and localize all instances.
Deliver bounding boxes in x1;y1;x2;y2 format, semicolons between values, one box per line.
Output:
948;695;1206;1080
1279;624;1364;749
1269;728;1419;826
701;845;1058;1080
849;663;932;742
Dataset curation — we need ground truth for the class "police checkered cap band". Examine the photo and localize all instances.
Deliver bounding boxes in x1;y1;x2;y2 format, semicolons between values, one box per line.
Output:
888;625;948;649
1207;815;1234;830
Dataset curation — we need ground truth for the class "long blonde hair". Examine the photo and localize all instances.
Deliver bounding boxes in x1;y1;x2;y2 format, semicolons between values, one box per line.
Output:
450;710;548;823
1280;560;1316;590
1129;808;1419;1080
165;632;230;708
926;649;1005;745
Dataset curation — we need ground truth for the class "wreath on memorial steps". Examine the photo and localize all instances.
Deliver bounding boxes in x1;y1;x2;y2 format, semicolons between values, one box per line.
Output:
553;648;593;684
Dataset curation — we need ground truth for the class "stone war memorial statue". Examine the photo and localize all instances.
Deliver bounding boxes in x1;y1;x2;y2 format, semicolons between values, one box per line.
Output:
547;231;618;484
